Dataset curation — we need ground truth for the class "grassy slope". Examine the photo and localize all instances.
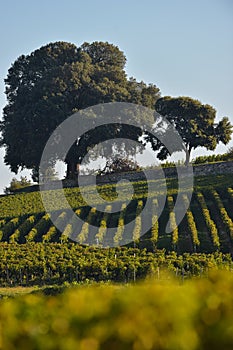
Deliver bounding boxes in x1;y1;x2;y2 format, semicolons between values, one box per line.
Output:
0;174;232;253
0;174;232;219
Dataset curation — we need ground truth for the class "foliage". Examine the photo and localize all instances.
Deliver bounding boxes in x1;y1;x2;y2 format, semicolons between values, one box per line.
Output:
96;205;112;245
147;96;232;165
0;243;232;287
132;200;143;244
193;148;233;164
0;218;20;241
211;190;233;240
0;41;160;180
77;208;95;244
25;214;51;243
32;166;59;183
167;196;179;247
183;194;200;250
4;176;31;194
98;157;141;175
196;192;220;249
0;174;233;253
151;199;159;250
1;270;233;350
113;203;126;246
9;215;36;243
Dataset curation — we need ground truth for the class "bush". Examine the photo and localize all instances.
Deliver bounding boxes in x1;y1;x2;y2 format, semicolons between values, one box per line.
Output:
98;157;141;175
1;271;233;350
4;176;31;194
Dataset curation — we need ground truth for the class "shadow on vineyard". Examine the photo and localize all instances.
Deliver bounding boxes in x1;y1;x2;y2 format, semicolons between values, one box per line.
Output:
0;174;233;254
0;173;232;289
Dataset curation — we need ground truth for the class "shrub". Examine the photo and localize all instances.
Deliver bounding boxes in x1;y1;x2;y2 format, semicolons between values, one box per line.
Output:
4;176;31;194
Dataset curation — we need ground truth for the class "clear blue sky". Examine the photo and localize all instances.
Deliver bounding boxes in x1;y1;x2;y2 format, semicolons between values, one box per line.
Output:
0;0;232;193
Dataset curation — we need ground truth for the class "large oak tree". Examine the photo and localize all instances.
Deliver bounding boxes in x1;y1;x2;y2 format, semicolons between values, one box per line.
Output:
0;41;160;180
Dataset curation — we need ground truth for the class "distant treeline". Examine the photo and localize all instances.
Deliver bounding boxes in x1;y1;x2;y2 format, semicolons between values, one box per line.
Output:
156;148;233;167
192;148;233;165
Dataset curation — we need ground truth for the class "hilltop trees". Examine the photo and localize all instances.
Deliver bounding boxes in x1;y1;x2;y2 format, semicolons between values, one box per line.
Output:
193;147;233;164
0;41;160;180
1;42;231;178
147;96;232;165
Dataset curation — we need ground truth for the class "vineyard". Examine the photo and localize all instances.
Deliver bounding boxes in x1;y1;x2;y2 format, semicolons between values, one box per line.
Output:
0;170;233;349
0;174;233;254
0;243;232;287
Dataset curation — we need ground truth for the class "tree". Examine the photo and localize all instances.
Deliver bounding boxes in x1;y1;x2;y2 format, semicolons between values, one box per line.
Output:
0;41;84;175
31;166;59;183
226;147;233;161
0;41;160;180
4;176;31;194
147;96;232;165
98;156;141;175
192;147;233;164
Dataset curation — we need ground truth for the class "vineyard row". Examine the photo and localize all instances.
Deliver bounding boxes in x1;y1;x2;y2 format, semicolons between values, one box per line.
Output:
0;189;233;253
0;243;232;286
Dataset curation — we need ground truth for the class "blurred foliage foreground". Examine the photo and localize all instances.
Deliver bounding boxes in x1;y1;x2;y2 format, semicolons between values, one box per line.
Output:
0;270;233;350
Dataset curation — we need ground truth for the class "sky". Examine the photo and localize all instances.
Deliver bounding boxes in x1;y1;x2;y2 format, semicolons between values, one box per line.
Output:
0;0;232;193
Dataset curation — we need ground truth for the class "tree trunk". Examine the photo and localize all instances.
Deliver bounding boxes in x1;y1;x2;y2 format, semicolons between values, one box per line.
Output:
76;163;80;174
185;145;192;166
66;162;80;179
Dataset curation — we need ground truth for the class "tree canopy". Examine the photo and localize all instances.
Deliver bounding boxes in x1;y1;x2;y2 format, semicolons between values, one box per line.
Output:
0;41;160;179
146;96;232;165
1;43;231;177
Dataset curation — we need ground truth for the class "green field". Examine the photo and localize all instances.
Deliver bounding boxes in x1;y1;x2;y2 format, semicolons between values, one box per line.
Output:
0;174;233;254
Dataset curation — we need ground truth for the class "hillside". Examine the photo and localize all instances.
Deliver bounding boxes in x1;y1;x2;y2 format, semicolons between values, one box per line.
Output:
0;173;233;254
